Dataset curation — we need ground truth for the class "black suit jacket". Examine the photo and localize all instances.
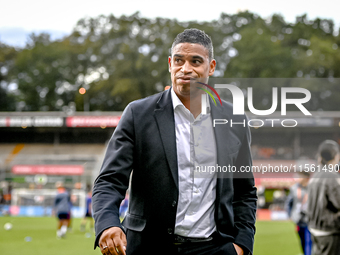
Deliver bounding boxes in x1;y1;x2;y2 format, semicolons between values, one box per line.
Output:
92;89;257;254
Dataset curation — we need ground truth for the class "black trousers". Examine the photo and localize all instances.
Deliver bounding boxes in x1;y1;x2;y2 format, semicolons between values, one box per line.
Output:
126;229;238;255
176;240;238;255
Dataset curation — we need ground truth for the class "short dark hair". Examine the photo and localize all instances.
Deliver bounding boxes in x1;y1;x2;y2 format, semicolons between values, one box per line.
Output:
318;140;340;165
171;28;214;60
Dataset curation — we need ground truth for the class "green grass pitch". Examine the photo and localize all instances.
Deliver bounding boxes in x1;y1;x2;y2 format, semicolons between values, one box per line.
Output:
0;217;302;255
254;221;303;255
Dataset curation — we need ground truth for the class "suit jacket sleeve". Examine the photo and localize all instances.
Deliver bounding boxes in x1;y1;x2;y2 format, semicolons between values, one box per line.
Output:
92;103;135;248
233;122;257;255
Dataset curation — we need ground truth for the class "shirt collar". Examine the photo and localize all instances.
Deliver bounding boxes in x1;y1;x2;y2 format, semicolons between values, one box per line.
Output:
171;87;185;110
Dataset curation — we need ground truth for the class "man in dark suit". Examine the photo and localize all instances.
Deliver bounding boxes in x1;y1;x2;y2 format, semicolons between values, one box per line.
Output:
92;28;257;255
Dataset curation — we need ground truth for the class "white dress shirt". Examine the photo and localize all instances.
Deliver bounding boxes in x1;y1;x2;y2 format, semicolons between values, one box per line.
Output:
171;88;217;238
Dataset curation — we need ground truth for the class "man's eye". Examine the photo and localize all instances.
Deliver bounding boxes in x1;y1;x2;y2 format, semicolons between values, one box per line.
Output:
193;60;201;64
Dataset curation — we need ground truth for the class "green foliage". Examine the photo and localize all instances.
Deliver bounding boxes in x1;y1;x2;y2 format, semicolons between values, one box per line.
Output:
0;43;17;111
1;12;340;111
13;34;77;111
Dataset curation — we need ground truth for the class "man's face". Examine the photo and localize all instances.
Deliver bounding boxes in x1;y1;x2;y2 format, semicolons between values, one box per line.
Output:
168;43;216;99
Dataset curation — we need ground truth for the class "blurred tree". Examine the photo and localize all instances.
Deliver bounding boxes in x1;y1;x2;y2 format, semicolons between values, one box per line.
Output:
13;33;80;111
1;12;339;112
68;13;204;111
224;13;340;111
0;43;17;111
225;13;295;78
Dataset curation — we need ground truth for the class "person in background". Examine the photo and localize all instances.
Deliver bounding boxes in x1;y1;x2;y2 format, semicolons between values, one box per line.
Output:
307;140;340;255
3;182;12;205
286;170;312;255
0;185;4;215
80;185;94;232
66;186;74;232
54;182;72;239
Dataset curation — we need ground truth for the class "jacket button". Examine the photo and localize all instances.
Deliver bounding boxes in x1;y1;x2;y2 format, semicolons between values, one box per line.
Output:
172;201;176;207
167;228;173;234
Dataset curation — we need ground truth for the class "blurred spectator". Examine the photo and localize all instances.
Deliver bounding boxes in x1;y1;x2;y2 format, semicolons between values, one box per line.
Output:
0;188;3;203
66;186;74;232
257;185;266;209
80;185;94;232
0;181;11;216
307;140;340;255
0;185;4;215
53;182;72;239
3;182;12;205
270;189;286;211
286;171;312;255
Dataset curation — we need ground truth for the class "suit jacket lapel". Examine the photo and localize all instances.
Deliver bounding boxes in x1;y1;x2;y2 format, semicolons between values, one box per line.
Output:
154;89;178;189
210;100;233;198
211;102;233;176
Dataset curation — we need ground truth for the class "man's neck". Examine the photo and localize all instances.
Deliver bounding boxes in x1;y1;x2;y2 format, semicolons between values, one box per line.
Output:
175;92;203;119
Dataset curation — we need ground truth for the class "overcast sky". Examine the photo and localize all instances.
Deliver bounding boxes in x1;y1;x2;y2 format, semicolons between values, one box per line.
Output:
1;0;340;47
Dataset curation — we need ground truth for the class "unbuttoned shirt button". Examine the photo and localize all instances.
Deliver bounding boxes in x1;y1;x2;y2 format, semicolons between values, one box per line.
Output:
167;228;173;234
172;201;176;207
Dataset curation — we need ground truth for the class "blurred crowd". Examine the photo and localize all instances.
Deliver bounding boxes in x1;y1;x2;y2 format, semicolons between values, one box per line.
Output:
285;140;340;255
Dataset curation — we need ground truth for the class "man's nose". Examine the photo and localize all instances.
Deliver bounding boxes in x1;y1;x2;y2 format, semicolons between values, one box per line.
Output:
181;61;192;74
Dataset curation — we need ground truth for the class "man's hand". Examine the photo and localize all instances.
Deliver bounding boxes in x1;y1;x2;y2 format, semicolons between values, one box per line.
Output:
99;227;127;255
233;243;244;255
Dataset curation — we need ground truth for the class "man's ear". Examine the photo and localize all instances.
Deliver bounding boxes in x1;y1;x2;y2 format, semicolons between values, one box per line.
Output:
208;59;216;76
168;56;172;72
317;156;322;165
335;153;340;164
